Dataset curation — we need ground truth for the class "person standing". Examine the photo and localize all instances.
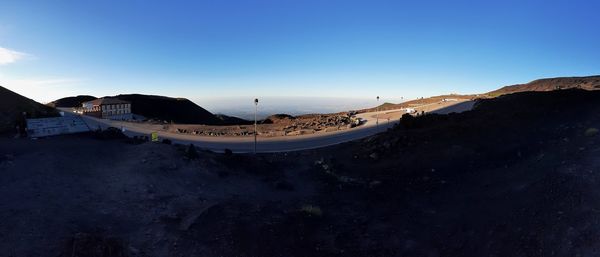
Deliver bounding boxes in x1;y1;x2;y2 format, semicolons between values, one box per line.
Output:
16;112;27;137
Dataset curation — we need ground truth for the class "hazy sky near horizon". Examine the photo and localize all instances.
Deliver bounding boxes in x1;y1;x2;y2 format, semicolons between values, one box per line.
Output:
1;0;599;105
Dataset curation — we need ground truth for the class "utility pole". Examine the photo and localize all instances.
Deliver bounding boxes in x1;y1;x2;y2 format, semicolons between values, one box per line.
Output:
254;98;259;154
376;96;380;126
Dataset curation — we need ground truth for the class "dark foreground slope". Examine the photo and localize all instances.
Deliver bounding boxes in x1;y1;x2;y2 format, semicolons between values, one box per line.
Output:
311;89;600;256
0;86;58;133
2;89;600;256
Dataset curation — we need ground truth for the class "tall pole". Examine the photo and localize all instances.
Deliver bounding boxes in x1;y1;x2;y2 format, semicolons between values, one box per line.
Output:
376;96;380;126
254;98;258;154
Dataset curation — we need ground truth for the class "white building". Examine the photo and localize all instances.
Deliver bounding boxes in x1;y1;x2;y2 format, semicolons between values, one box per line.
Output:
82;98;133;120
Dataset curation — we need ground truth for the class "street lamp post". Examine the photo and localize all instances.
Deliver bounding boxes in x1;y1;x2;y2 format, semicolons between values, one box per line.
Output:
254;98;259;154
376;96;380;126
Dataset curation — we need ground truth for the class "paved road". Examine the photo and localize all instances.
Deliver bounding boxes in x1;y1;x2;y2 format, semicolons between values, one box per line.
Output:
73;100;475;153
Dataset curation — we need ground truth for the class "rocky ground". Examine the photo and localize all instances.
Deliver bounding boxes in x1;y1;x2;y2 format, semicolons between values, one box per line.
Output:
1;89;600;256
168;113;355;137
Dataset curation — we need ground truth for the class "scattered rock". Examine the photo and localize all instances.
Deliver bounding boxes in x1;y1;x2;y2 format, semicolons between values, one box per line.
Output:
217;170;229;178
161;163;178;171
536;153;545;161
369;180;382;188
382;141;391;149
585;128;599;137
300;204;323;217
3;154;14;161
185;144;199;160
274;179;295;191
369;152;379;160
129;246;140;255
179;202;217;231
66;233;127;257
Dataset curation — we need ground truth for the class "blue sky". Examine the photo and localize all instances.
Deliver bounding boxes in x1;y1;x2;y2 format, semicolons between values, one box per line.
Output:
1;0;599;109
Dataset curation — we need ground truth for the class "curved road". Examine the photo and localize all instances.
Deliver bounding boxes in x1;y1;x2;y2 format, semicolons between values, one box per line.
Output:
74;100;475;153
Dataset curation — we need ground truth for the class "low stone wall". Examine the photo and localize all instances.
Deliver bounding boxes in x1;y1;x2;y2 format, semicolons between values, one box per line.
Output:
27;116;90;138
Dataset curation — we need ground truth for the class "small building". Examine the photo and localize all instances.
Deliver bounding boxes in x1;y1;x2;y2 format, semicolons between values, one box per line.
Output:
81;98;132;120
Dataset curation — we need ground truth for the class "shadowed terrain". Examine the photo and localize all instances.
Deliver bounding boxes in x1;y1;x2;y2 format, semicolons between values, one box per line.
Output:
2;89;600;256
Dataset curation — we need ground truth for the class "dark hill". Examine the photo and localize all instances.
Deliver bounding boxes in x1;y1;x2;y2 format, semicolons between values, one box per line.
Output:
262;114;296;124
310;89;600;256
487;75;600;97
0;86;59;133
52;93;250;125
215;114;253;125
113;94;223;125
48;95;97;108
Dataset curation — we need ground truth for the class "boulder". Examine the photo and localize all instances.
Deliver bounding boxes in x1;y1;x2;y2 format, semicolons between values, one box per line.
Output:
585;128;599;137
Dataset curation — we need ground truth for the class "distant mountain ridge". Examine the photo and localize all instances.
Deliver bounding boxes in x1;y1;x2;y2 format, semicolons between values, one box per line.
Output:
487;75;600;97
366;75;600;111
48;95;97;108
47;75;600;126
365;94;475;113
50;94;249;125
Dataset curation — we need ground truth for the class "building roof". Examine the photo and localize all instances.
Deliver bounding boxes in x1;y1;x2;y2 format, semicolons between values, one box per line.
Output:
84;98;130;106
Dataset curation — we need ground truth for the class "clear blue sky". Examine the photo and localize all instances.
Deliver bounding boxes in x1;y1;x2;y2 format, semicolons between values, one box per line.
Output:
1;0;599;105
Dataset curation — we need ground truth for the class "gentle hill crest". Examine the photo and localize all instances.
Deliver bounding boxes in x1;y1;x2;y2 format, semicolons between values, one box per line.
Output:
366;75;600;111
487;75;600;97
48;95;97;108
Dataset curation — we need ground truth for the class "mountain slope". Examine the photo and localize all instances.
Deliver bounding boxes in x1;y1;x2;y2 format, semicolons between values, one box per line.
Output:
52;93;250;125
112;94;224;125
0;86;59;133
215;114;254;125
487;75;600;96
48;95;97;108
362;75;600;112
362;94;475;113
